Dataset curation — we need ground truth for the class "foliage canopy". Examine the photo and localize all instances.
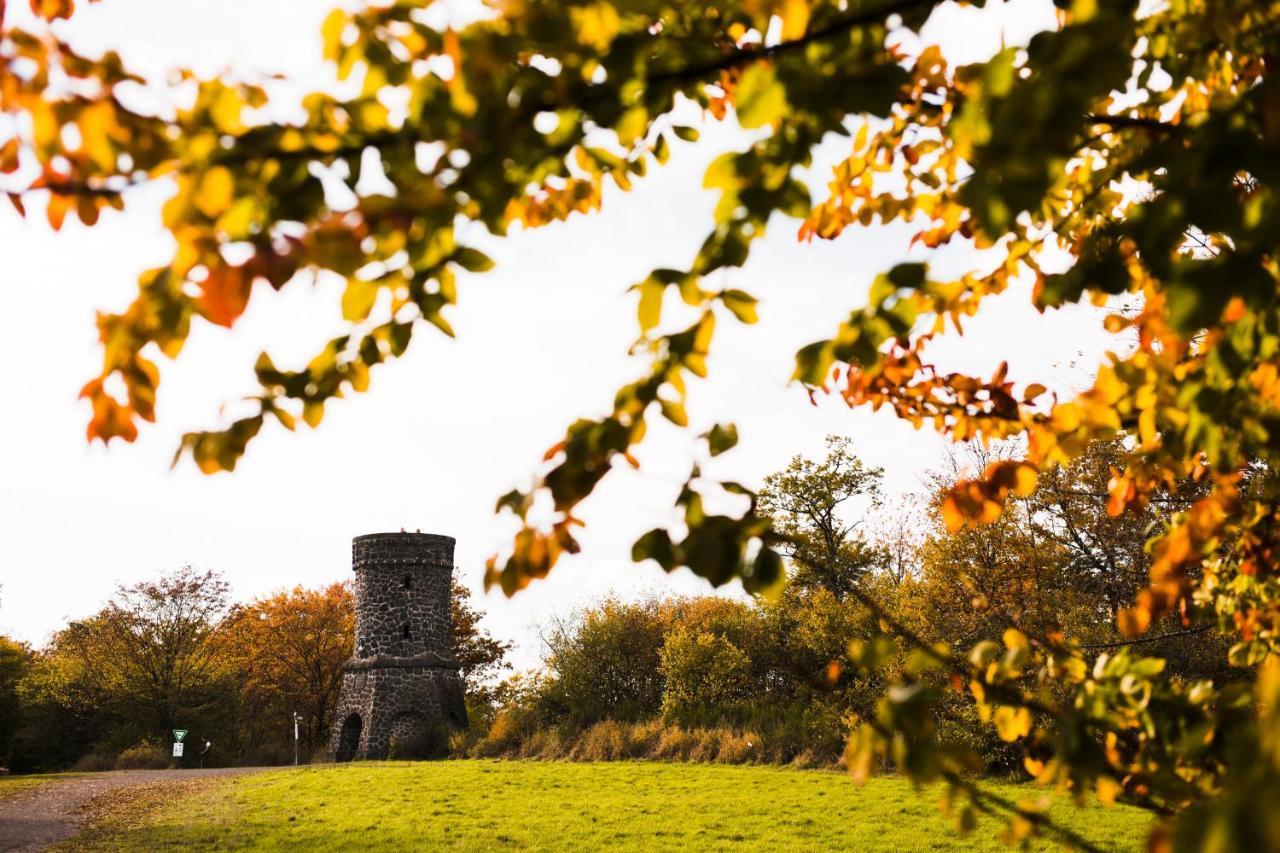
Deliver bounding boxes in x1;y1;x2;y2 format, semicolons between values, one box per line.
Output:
4;0;1280;847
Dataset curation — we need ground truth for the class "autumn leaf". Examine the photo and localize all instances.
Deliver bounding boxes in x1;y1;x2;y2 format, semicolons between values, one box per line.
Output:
734;64;786;129
197;266;252;327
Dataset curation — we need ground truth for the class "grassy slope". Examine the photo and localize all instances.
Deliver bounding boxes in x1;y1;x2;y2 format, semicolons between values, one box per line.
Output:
73;761;1149;852
0;772;83;801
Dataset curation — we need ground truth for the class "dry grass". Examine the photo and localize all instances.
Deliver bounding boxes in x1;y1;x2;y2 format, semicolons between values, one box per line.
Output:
475;721;804;767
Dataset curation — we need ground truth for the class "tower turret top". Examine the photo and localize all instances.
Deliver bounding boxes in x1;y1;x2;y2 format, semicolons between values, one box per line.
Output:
352;532;455;572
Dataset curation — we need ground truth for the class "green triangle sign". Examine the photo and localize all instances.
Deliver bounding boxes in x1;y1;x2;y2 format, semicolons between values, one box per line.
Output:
173;729;188;743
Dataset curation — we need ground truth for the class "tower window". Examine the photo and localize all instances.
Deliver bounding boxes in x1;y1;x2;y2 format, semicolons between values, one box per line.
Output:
402;575;413;589
402;624;411;640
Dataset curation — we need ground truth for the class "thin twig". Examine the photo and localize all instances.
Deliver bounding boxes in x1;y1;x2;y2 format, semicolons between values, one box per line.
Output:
1081;625;1212;650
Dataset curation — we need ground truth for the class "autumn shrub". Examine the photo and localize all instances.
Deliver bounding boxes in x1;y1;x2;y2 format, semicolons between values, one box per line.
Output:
714;729;760;764
472;709;527;758
652;724;697;762
624;720;664;756
116;741;170;770
658;628;753;722
571;720;630;761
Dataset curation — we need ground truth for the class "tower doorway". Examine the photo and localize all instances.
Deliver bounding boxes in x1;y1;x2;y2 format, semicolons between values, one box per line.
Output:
336;713;363;762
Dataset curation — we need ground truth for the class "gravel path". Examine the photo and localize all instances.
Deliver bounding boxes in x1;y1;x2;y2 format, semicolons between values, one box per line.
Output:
0;768;267;852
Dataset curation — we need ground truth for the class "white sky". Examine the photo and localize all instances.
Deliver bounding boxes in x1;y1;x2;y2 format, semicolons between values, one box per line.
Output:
0;0;1110;670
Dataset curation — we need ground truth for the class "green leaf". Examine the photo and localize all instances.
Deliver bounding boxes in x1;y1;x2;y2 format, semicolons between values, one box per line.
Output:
616;106;648;146
793;340;834;385
734;64;787;129
454;247;495;273
743;545;785;597
887;263;927;290
704;423;738;456
632;528;676;570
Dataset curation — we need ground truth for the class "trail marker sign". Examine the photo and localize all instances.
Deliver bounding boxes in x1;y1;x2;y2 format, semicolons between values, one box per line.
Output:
172;742;184;758
173;729;188;743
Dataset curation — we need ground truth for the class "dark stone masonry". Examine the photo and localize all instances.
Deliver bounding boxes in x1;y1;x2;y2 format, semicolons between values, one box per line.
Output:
329;532;466;761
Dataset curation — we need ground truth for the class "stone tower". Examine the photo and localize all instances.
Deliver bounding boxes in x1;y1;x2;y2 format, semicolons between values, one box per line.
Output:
329;532;466;761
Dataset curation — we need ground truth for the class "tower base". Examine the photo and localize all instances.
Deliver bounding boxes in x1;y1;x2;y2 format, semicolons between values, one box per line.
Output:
330;655;466;761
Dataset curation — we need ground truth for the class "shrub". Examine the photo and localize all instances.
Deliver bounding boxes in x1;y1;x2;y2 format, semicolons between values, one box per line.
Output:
688;728;720;763
659;629;753;722
518;727;566;760
115;742;169;770
653;725;697;761
715;730;760;764
571;720;628;761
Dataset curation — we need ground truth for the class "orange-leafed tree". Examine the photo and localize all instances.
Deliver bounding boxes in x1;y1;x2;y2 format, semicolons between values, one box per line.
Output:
220;584;354;759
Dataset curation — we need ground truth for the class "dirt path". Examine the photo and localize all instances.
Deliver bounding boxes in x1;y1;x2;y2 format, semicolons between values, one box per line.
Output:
0;768;268;852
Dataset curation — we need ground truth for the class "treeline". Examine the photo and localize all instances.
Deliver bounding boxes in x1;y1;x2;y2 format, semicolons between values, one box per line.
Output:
454;438;1247;770
0;437;1253;775
0;570;508;772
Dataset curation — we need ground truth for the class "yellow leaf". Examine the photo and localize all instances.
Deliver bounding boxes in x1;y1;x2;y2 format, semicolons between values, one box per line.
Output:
194;167;235;218
218;197;259;240
210;88;245;134
994;706;1031;742
78;102;117;172
341;279;380;322
637;279;664;332
853;121;869;152
660;398;688;427
303;401;324;428
1096;776;1121;805
321;9;348;61
444;31;478;117
572;2;620;52
721;289;759;324
779;0;810;40
1002;628;1028;650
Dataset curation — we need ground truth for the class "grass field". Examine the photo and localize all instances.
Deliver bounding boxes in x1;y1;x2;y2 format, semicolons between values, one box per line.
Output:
68;761;1150;851
0;772;82;801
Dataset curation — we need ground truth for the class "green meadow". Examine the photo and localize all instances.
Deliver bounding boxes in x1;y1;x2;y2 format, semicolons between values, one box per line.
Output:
71;761;1148;851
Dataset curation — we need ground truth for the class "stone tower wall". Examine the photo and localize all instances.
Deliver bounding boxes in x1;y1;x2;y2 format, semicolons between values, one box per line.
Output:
329;532;466;761
352;533;454;658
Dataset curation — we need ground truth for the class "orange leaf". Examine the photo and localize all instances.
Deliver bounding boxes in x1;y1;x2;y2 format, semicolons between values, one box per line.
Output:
940;496;964;533
1117;605;1150;638
198;266;252;327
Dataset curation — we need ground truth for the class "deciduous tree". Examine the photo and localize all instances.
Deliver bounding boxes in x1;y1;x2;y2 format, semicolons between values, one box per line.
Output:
758;435;883;600
0;635;30;768
219;583;354;759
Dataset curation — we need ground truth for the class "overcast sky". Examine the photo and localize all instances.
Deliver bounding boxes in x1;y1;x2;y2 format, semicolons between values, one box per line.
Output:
0;0;1109;669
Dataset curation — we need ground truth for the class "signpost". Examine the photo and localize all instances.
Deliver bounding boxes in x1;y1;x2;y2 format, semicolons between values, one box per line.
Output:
172;729;188;767
293;712;300;766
